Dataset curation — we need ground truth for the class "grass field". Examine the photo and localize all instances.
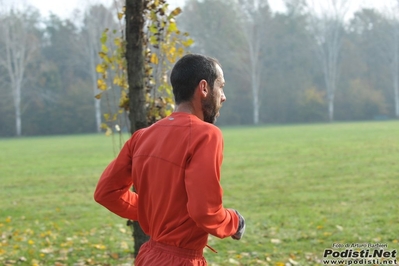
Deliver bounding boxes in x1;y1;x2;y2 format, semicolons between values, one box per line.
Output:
1;121;398;266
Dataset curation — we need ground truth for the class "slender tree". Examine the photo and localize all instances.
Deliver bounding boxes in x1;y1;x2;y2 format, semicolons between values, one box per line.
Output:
306;0;350;121
235;0;271;125
384;0;399;118
81;5;117;133
125;0;149;257
0;8;40;136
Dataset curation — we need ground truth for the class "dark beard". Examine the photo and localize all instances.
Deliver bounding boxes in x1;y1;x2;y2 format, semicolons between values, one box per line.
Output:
202;91;217;124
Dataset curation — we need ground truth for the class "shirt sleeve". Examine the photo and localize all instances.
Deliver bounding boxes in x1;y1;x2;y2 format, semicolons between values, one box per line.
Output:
94;134;138;221
184;126;239;238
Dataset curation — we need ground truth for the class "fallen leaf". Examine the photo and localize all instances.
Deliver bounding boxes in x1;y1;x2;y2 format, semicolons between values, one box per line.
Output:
40;247;54;254
271;238;282;244
92;244;106;250
228;258;239;265
120;241;129;250
110;252;119;259
289;258;299;265
336;225;343;231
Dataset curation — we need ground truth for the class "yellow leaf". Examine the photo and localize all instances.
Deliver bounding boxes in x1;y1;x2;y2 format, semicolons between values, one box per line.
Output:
96;64;106;73
149;35;158;45
165;109;173;116
100;123;108;130
100;31;107;44
113;76;121;86
149;24;158;34
119;95;129;110
105;128;112;136
170;7;182;17
182;38;194;47
98;51;106;58
117;12;124;20
150;53;159;64
92;244;107;250
177;47;184;57
114;37;121;47
95;92;102;99
104;55;112;64
169;46;176;56
5;217;11;223
168;22;178;33
97;79;107;90
101;44;108;53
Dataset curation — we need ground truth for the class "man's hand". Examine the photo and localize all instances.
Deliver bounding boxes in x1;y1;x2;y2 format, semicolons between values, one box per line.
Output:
232;210;245;240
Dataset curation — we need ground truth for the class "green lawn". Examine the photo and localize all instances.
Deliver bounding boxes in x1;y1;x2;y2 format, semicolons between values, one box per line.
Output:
1;121;398;266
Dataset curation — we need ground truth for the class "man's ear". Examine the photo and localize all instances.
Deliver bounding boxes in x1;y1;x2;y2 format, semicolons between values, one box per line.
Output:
198;79;209;98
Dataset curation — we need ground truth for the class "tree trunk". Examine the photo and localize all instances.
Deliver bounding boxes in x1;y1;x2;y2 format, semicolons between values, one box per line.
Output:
393;24;399;118
14;86;22;136
328;95;334;122
94;98;102;133
125;0;149;258
395;84;399;118
89;44;102;133
393;42;399;118
126;0;147;134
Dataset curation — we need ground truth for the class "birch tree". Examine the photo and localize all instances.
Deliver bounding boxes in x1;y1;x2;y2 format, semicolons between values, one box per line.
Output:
391;18;399;118
0;8;40;136
306;0;350;121
384;1;399;118
81;4;117;132
235;0;270;125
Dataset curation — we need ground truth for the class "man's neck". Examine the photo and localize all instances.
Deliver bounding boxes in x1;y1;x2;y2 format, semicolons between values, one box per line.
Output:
174;102;204;121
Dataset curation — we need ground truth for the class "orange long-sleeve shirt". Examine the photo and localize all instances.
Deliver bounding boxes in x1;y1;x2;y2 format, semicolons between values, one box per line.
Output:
94;112;239;250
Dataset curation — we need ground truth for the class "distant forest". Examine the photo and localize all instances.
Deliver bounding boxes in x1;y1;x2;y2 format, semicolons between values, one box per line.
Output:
1;0;398;136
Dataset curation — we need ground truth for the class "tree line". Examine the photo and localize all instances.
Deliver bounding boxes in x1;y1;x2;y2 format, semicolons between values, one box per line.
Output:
0;0;398;137
179;0;399;125
0;3;122;137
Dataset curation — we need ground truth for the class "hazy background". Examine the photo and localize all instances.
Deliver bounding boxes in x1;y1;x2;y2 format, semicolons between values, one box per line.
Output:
1;0;399;136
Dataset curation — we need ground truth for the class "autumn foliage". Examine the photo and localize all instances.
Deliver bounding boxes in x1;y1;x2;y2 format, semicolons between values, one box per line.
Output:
95;0;193;136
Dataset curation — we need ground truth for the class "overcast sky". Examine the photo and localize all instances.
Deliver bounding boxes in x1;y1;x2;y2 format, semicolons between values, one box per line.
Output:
3;0;397;19
25;0;186;18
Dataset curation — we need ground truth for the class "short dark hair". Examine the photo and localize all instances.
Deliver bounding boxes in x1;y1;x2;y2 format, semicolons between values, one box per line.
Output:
170;54;220;104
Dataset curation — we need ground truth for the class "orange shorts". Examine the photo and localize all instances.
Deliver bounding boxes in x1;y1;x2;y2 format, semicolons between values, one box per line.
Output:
134;239;207;266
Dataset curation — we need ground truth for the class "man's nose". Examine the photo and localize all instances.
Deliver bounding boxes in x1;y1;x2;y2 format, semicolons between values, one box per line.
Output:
221;92;226;103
